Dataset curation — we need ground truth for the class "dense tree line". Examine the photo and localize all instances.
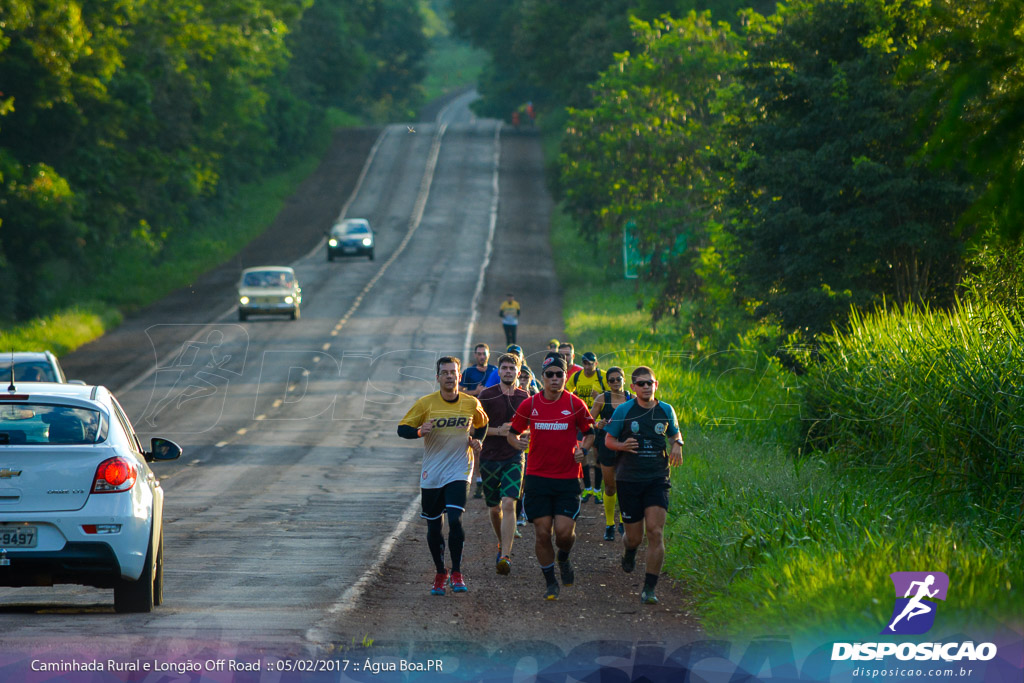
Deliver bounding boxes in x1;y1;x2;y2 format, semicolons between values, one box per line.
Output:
0;0;427;321
454;0;1021;341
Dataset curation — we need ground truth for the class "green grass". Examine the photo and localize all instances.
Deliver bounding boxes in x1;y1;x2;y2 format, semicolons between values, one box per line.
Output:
0;305;123;356
549;202;1023;637
667;433;1020;636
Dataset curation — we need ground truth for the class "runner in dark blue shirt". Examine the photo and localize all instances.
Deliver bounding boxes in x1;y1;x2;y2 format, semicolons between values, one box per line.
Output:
603;365;683;606
460;343;498;397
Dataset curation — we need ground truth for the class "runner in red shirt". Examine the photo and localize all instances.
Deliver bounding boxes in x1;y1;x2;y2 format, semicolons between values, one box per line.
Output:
508;354;594;600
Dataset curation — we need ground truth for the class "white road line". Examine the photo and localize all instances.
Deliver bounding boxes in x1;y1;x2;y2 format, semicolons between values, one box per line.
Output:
305;495;420;647
462;123;503;360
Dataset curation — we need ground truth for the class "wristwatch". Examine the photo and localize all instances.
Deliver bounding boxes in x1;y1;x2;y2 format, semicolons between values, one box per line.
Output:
673;439;684;446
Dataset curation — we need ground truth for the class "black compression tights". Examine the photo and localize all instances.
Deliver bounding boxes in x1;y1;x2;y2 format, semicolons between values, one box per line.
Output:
426;509;466;573
426;518;446;573
446;508;465;573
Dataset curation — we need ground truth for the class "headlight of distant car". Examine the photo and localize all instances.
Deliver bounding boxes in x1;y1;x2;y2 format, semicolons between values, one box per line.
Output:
362;237;372;246
284;296;294;304
239;296;250;305
329;238;338;247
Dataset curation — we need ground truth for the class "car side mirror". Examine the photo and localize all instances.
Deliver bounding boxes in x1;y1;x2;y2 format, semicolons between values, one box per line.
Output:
146;437;183;462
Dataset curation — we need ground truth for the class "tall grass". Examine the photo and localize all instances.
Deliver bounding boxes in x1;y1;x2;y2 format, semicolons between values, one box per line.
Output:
804;300;1024;508
0;305;122;356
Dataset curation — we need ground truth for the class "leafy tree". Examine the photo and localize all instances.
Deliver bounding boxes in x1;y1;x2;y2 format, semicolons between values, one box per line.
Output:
725;0;972;336
558;12;745;329
909;0;1024;245
451;0;636;117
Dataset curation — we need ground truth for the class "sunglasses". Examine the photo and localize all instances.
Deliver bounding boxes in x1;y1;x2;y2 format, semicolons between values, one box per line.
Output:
608;376;623;382
633;379;656;387
544;371;565;378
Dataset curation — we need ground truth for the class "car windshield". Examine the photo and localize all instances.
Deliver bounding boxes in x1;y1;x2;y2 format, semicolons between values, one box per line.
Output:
243;271;293;288
0;362;57;382
0;403;108;445
335;223;369;236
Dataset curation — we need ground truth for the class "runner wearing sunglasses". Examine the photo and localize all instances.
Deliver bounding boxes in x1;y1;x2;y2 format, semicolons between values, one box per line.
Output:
507;353;595;600
602;365;684;605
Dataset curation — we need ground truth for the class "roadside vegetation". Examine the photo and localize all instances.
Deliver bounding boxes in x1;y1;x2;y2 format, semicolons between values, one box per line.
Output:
552;208;1023;637
503;0;1024;636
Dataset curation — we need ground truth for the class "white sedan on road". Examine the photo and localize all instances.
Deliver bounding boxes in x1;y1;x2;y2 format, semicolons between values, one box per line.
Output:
237;265;302;321
0;382;182;612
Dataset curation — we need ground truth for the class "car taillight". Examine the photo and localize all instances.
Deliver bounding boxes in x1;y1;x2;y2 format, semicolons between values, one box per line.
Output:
91;457;137;493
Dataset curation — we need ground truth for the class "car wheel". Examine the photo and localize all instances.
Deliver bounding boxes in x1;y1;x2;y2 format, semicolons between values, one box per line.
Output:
368;249;375;261
114;528;156;613
238;310;247;322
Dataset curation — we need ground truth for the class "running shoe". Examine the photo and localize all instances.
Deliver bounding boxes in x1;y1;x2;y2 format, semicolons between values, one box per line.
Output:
473;483;483;499
496;555;512;576
580;488;592;501
594;490;603;504
516;515;526;527
558;558;575;586
640;588;659;605
544;582;560;601
514;527;522;538
449;571;468;592
621;548;637;573
430;570;449;596
618;521;625;536
603;525;615;541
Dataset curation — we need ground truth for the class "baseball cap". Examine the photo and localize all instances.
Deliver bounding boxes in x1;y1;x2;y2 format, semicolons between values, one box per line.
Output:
506;344;523;357
581;351;597;363
541;353;567;373
547;338;560;347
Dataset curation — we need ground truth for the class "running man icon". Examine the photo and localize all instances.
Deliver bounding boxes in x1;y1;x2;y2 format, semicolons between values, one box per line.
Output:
883;571;949;635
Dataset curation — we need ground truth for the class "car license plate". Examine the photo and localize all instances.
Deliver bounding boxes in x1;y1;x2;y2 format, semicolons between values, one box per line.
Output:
0;526;37;548
342;246;357;253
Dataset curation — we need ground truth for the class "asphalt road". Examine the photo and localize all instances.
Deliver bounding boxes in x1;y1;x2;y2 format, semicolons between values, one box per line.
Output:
0;92;569;657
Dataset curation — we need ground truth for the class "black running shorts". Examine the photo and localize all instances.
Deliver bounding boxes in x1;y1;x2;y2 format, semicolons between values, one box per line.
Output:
420;480;470;520
616;478;671;523
481;456;524;507
596;442;619;468
522;474;581;522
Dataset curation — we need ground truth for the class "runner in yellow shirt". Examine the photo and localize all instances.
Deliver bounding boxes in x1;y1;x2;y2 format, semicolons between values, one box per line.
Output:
398;356;488;596
499;293;521;345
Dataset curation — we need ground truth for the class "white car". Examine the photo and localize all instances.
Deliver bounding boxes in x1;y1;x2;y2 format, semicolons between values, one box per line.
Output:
0;382;182;612
237;266;302;321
